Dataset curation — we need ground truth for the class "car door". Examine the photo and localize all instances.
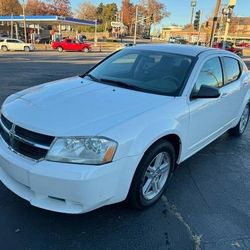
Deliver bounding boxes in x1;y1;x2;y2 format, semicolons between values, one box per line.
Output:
187;56;227;155
6;39;16;50
6;39;22;50
219;56;245;123
15;39;24;50
62;39;72;50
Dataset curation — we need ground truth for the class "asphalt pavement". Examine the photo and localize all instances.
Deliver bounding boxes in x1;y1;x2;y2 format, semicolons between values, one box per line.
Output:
0;51;250;250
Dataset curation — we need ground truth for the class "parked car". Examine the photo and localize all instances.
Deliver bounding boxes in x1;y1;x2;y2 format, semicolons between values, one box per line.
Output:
239;42;250;48
51;39;92;52
36;37;51;44
116;43;134;50
169;37;188;44
0;45;250;214
214;42;243;57
0;38;35;52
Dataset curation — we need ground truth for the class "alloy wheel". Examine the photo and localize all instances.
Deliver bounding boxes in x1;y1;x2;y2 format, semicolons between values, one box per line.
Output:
239;105;249;133
142;152;170;200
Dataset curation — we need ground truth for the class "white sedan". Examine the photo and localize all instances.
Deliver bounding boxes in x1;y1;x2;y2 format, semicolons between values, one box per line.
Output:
0;38;35;52
0;45;249;214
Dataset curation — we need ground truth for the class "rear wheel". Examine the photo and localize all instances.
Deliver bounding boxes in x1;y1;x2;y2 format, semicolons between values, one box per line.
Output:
229;104;249;136
128;140;175;209
24;46;30;52
1;45;8;52
83;47;89;53
57;46;63;52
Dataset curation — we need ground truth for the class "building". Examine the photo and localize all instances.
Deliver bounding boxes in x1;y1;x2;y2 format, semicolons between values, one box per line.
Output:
210;16;250;43
161;25;209;44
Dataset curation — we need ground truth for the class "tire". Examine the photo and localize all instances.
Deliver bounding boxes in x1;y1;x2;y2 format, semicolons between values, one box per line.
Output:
24;46;30;52
83;48;89;53
57;47;63;52
128;140;175;210
1;45;8;52
236;51;243;57
228;104;249;137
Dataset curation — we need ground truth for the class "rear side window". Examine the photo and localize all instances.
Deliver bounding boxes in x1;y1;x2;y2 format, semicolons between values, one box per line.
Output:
6;39;16;43
222;57;241;84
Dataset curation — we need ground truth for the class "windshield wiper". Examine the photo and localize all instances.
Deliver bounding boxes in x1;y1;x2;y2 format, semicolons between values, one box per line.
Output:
82;73;100;82
100;78;143;91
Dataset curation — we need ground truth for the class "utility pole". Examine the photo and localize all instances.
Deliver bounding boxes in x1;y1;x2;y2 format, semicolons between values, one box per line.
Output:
133;5;138;45
11;13;14;39
22;0;27;43
216;4;226;44
209;0;221;47
190;0;197;24
94;19;98;47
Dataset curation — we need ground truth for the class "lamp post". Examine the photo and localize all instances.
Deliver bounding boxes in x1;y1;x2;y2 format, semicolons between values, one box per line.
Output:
22;0;27;43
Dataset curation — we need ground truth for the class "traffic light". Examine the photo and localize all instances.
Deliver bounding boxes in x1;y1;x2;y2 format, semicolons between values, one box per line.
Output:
193;10;201;31
150;14;154;22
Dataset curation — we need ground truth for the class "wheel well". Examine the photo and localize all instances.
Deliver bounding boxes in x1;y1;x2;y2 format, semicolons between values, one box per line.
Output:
162;134;181;164
144;134;182;165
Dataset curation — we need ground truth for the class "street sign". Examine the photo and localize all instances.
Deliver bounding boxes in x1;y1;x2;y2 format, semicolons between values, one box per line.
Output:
111;22;121;28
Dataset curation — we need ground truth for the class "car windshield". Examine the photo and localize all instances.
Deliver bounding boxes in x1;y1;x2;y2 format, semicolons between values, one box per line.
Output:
85;49;194;96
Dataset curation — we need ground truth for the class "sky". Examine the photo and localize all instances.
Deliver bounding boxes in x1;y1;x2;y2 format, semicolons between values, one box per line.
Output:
71;0;250;26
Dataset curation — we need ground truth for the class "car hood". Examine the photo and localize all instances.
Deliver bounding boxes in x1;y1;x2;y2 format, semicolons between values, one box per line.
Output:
2;76;174;136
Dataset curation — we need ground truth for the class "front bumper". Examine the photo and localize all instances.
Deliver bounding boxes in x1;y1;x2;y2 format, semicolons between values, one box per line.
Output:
0;138;140;214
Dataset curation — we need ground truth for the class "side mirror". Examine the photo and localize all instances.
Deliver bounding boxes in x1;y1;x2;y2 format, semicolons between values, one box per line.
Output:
191;85;221;99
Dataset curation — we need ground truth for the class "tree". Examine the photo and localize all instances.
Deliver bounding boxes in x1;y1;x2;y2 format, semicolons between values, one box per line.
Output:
0;0;22;15
26;0;48;15
101;3;118;31
47;0;72;16
121;0;136;35
77;1;98;21
76;2;118;32
138;0;169;36
138;0;169;24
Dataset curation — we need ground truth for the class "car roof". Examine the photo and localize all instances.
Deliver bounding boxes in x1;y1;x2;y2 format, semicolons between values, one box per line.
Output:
126;44;224;57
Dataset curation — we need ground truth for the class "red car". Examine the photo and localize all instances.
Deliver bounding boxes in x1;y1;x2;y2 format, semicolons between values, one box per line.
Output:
213;42;243;57
51;39;92;52
239;42;250;48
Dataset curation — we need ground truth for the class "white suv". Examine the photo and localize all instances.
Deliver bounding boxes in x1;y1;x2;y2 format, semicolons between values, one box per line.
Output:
0;38;35;52
0;45;249;214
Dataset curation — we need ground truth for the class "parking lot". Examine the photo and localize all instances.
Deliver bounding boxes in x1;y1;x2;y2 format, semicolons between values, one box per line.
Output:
0;51;250;250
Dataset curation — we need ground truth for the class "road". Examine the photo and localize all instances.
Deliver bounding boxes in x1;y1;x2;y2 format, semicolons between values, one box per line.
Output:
0;51;250;250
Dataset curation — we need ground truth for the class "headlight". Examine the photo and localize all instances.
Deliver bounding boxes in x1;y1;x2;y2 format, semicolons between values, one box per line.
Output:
46;137;117;165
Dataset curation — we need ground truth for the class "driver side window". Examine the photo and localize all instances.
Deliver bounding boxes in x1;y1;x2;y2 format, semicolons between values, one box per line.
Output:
193;57;223;93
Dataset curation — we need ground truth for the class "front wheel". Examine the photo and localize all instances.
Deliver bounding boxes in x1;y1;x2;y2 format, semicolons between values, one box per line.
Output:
228;104;249;136
57;46;63;52
128;140;175;209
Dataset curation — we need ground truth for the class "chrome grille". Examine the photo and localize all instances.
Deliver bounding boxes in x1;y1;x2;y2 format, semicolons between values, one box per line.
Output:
0;114;55;160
